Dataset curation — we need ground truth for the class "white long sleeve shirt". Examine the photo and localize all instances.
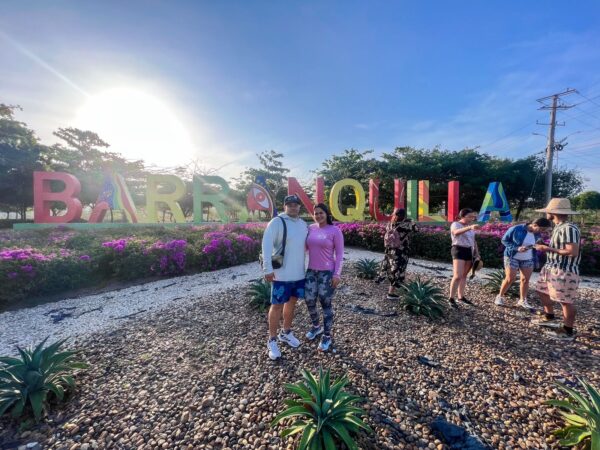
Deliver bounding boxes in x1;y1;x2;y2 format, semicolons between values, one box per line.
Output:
261;213;308;281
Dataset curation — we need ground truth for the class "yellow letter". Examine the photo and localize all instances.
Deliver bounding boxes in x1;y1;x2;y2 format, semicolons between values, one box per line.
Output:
329;179;365;222
145;174;186;223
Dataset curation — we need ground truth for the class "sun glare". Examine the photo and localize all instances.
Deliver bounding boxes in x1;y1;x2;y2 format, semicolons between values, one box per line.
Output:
73;88;195;167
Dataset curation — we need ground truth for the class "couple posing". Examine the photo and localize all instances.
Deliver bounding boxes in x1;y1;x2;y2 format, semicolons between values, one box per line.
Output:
261;195;344;360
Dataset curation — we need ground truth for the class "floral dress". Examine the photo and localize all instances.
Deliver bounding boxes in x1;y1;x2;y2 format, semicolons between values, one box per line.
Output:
379;220;417;287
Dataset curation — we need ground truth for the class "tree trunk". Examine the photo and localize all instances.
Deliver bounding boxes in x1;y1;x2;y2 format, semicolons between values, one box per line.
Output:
515;198;525;221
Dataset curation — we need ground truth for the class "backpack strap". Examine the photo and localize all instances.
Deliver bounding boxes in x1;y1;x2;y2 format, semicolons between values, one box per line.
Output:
279;216;287;258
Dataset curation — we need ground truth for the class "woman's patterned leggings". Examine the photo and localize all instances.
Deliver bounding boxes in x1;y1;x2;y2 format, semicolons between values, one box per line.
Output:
305;269;335;336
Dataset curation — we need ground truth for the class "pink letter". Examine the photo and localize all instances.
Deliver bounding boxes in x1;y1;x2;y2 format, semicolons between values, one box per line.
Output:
33;171;82;223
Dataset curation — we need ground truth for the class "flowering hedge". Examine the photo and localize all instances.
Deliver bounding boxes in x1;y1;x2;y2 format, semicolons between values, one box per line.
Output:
2;220;598;309
0;224;262;308
337;222;600;276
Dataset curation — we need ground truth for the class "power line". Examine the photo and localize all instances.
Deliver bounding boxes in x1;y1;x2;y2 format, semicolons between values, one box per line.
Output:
572;105;600;122
560;147;600;167
477;122;534;150
576;91;600;109
556;108;600;133
566;140;600;151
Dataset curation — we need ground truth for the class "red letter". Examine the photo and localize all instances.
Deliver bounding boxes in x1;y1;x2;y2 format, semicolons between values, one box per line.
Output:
369;179;406;221
33;171;82;223
447;181;459;222
288;177;324;215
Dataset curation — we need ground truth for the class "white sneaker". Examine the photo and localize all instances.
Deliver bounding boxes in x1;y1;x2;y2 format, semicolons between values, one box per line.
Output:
517;298;534;309
278;330;301;348
494;295;505;306
267;339;281;360
306;325;323;341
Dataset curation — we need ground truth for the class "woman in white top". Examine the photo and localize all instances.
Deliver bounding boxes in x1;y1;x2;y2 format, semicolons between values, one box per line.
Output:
449;208;480;308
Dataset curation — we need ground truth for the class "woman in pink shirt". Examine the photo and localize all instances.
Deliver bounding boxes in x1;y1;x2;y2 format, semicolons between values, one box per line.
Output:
304;203;344;352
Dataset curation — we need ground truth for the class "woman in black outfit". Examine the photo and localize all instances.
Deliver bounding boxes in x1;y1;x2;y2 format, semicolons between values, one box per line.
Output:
379;208;417;299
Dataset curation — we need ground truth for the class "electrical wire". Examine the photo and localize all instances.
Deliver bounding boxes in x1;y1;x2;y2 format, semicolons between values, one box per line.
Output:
576;91;600;109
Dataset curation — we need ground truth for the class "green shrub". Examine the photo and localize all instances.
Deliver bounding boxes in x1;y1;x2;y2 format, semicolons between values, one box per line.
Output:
354;258;379;279
483;269;519;297
398;277;445;318
96;239;157;280
272;367;372;450
546;378;600;449
0;338;88;422
248;278;271;312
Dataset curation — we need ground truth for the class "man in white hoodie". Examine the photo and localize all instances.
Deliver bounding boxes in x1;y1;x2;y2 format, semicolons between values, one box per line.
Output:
262;194;308;360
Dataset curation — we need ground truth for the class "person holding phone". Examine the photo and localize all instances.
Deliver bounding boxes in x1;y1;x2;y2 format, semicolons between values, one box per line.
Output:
495;218;552;308
449;208;480;307
532;198;582;341
304;203;344;352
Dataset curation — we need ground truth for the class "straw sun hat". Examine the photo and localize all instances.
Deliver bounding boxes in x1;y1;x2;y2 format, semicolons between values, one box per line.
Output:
535;198;580;215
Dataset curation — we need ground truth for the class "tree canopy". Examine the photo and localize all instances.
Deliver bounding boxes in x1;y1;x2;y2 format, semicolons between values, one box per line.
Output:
572;191;600;210
0;104;44;219
235;150;290;206
317;146;584;219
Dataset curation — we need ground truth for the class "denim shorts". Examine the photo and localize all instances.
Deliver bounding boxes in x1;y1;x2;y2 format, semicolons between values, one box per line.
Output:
504;256;534;270
271;279;305;305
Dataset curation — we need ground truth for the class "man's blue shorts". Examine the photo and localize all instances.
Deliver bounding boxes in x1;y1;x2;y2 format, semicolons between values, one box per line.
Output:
271;279;305;305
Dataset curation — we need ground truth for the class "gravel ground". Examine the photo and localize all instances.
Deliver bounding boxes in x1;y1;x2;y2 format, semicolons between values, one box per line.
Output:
1;249;599;449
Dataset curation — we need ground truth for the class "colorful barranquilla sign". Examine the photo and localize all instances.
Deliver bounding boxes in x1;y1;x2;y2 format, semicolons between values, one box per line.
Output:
28;171;512;227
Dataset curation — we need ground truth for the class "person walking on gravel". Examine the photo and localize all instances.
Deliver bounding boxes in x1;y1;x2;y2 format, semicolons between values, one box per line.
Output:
449;208;480;308
304;203;344;352
378;208;417;300
532;198;582;341
495;218;552;308
262;194;309;360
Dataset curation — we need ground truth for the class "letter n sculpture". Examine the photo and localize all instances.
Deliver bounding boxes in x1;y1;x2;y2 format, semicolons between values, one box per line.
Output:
477;182;512;222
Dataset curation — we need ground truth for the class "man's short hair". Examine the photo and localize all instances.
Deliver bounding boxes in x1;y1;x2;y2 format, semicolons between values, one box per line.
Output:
533;217;552;228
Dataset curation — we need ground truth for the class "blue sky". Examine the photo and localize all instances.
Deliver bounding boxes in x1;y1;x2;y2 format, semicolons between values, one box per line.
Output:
1;1;600;191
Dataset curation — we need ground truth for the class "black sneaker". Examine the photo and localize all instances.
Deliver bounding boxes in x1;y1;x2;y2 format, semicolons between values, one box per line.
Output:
386;293;400;300
448;298;459;309
460;297;475;306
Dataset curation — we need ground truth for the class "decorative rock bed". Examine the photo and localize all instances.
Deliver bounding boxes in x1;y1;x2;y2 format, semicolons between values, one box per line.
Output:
1;249;599;449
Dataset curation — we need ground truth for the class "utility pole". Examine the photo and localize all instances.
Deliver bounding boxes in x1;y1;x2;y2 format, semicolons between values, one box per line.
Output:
536;88;576;204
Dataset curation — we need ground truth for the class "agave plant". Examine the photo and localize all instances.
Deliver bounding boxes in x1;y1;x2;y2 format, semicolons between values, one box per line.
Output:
354;258;379;280
483;269;519;297
0;338;88;421
248;278;272;312
272;367;372;449
398;277;446;318
546;378;600;449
